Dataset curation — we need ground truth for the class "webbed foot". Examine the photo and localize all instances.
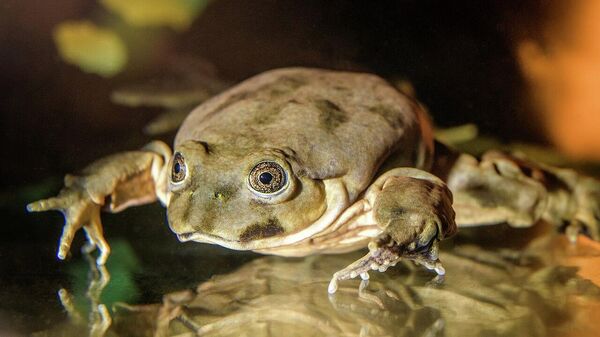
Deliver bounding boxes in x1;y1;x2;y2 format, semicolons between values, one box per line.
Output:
330;171;456;294
328;236;445;294
565;175;600;243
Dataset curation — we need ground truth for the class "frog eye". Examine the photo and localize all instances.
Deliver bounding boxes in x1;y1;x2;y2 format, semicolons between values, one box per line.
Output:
248;161;287;195
171;152;187;183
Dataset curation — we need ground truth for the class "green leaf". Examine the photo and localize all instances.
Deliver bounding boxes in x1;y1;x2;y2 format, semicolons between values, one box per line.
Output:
53;21;127;77
100;0;211;31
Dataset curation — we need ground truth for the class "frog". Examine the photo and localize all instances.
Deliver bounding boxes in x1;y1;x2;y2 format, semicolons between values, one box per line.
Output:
27;67;600;294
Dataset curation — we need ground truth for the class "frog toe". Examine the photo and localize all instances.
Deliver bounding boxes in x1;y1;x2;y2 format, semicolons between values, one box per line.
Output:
327;235;447;294
567;180;600;242
327;243;402;294
566;216;600;243
27;196;66;212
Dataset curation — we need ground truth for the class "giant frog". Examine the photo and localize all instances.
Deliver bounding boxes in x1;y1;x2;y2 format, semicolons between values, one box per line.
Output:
27;68;600;293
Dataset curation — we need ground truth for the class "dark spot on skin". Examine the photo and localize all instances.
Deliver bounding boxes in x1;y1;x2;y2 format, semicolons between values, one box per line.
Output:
168;192;215;234
315;99;347;130
239;218;284;242
390;207;406;218
259;75;308;98
196;203;216;233
269;79;301;95
252;98;303;125
525;166;570;193
253;76;308;98
368;104;405;129
212;91;251;115
250;76;309;124
267;76;307;97
269;88;287;97
199;91;252;124
252;102;284;125
206;75;308;124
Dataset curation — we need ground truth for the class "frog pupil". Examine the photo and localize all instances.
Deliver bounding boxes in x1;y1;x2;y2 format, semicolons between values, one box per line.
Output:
174;162;181;174
259;172;273;184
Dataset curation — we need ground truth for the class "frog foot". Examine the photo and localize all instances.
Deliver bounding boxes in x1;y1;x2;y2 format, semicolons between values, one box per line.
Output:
27;186;110;265
564;176;600;243
27;142;171;266
326;170;457;294
328;235;445;294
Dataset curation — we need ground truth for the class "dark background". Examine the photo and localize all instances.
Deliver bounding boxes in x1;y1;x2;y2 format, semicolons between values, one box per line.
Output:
0;0;545;334
0;0;539;189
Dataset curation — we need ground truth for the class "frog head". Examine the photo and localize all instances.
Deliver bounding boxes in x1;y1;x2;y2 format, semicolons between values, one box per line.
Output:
166;140;327;250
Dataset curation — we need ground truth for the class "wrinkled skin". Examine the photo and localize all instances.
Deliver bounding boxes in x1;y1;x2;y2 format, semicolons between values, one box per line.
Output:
28;68;600;292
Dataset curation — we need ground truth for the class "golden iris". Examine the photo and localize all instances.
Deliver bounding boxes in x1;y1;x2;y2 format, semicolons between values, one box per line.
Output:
248;162;286;194
171;152;187;183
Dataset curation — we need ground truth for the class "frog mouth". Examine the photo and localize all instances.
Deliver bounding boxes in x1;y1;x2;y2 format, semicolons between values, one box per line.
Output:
178;230;307;251
177;231;237;245
176;231;276;250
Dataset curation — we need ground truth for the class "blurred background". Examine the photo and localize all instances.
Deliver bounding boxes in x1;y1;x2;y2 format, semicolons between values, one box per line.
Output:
1;0;600;335
2;0;600;191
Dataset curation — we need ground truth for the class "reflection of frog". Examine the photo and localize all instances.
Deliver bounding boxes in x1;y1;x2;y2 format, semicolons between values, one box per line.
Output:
28;68;600;292
110;238;600;337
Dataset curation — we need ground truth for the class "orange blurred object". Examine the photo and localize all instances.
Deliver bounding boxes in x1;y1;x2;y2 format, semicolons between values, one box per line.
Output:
550;235;600;337
517;0;600;161
560;236;600;287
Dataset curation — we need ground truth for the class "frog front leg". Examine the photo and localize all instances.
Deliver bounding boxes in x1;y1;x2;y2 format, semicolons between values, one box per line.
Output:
328;168;457;294
27;141;172;265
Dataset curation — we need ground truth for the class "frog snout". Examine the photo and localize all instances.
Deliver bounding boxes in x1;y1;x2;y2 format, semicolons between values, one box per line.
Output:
175;231;194;242
165;217;190;238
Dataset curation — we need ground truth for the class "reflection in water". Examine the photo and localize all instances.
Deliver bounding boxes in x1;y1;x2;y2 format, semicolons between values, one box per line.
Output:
35;233;600;337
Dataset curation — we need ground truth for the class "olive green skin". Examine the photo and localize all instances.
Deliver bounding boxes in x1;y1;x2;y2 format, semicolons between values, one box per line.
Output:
167;68;432;250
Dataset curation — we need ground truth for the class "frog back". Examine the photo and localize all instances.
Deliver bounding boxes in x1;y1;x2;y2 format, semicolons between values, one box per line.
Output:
175;68;433;201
